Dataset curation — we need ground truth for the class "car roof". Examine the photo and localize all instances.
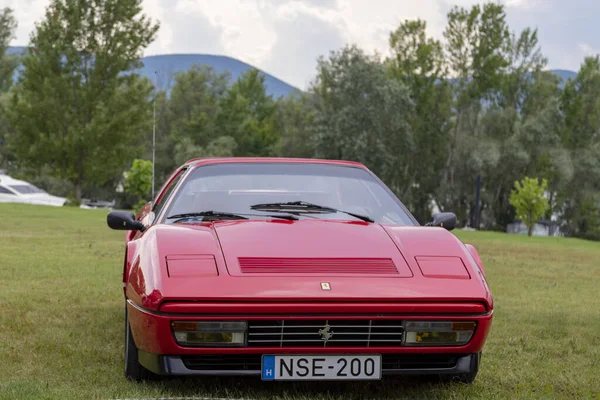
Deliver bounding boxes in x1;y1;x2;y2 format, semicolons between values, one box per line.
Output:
183;157;368;169
0;174;32;186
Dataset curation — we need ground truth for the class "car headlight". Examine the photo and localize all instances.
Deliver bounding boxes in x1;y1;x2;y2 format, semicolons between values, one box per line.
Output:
404;321;476;346
171;321;247;347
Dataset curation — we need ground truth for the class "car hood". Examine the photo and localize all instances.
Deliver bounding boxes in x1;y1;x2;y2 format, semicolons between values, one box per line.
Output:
127;220;492;310
215;220;414;277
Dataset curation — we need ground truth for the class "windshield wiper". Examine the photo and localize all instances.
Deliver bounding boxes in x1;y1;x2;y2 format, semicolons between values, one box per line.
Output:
166;211;298;221
167;211;248;221
250;201;374;223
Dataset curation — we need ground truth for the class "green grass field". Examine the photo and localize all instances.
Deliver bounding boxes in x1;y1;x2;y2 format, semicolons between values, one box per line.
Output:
0;203;598;400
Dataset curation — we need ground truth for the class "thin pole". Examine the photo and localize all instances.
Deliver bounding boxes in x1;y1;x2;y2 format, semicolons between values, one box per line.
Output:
474;175;481;229
152;70;157;200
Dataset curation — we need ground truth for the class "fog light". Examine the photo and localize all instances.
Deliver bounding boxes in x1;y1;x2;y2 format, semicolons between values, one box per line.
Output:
404;320;475;346
171;321;247;347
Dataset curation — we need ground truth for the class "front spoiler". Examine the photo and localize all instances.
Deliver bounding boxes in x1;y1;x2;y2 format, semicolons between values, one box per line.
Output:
139;350;479;377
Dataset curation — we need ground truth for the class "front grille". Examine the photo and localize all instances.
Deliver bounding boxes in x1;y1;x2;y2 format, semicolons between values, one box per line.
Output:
247;319;404;347
180;354;460;371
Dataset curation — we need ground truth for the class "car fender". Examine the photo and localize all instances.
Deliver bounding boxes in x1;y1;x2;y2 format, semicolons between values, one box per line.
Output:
123;241;138;295
464;243;484;274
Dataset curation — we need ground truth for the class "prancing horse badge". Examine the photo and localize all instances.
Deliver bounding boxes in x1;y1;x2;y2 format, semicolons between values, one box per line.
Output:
321;282;331;290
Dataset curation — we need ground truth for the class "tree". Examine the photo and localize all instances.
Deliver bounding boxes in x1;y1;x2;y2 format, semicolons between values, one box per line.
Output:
0;7;18;92
124;158;152;211
7;0;159;203
168;65;230;146
156;65;230;177
509;176;549;236
387;19;452;223
272;93;317;158
0;7;18;169
217;69;278;156
561;56;600;150
498;27;546;112
558;56;600;240
312;45;413;195
173;135;237;166
441;2;511;214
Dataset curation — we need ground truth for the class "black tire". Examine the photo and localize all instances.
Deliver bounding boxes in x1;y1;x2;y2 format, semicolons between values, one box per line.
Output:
124;303;153;381
448;352;481;384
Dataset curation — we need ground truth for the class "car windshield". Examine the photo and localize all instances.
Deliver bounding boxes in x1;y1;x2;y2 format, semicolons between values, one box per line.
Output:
9;184;46;194
162;163;415;225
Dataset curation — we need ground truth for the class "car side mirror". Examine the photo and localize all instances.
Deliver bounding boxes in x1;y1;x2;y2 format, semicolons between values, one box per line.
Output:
107;210;146;232
426;212;457;231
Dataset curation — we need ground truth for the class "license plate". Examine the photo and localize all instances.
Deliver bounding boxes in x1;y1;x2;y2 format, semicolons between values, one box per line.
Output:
261;355;381;381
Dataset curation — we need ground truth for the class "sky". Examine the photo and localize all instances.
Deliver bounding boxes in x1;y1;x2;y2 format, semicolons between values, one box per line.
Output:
3;0;600;89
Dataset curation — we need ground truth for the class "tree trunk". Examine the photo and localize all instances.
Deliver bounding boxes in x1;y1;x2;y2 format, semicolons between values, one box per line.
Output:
527;224;533;237
74;182;82;205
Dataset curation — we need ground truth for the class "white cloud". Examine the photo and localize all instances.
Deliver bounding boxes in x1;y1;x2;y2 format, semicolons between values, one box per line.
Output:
260;4;345;88
579;43;600;57
4;0;48;46
504;0;538;8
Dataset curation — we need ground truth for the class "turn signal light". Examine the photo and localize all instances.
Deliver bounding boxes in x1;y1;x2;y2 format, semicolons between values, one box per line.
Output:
171;321;247;347
404;320;476;346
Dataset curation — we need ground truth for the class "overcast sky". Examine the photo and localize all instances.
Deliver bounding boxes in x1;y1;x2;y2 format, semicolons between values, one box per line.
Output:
4;0;599;89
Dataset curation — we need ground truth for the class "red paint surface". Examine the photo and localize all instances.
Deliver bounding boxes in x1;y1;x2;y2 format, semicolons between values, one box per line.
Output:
120;157;494;359
158;301;488;314
166;255;218;278
218;221;413;277
415;256;471;279
127;301;493;355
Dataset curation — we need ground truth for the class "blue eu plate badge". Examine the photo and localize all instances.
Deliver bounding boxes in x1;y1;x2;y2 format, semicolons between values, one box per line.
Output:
262;355;275;381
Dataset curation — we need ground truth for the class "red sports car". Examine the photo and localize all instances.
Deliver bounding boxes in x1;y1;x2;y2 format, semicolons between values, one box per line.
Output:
107;157;493;383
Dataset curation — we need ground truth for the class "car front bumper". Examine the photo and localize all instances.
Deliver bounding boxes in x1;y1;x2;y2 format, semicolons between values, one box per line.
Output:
138;351;480;376
127;300;492;377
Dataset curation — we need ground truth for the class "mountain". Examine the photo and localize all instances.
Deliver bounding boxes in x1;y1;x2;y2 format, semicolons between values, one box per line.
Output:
550;69;577;82
140;54;300;98
6;46;578;96
6;47;300;98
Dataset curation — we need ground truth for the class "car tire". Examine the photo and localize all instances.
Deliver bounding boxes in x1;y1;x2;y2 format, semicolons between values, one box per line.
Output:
448;352;481;384
124;303;153;381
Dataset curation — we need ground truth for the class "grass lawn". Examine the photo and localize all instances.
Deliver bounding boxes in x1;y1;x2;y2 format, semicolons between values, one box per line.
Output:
0;203;598;400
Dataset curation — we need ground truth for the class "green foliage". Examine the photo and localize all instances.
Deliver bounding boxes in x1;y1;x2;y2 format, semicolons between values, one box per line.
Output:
509;177;549;236
124;159;152;198
133;198;149;214
271;93;317;158
124;159;152;214
387;19;452;223
2;1;600;239
0;7;18;169
173;135;237;165
169;65;230;146
155;65;231;174
6;0;158;203
217;69;278;156
312;45;413;195
0;7;18;92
